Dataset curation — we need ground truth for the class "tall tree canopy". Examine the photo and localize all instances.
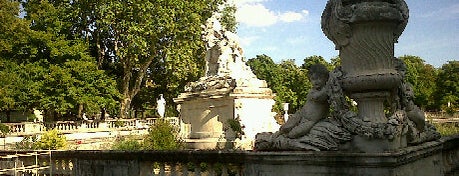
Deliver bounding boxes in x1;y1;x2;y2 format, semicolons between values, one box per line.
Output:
0;0;120;121
301;55;333;71
247;55;310;118
399;55;437;111
13;0;225;119
435;61;459;114
66;0;224;118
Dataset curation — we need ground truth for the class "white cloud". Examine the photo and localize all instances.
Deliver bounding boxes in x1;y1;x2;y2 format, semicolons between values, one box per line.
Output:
239;36;261;46
236;4;278;27
302;10;310;16
233;1;309;27
232;0;266;6
280;11;303;23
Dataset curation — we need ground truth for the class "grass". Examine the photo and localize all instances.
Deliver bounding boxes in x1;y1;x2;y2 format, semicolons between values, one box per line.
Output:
433;123;459;136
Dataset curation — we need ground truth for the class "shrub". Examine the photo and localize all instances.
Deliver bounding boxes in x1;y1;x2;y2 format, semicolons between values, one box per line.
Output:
111;135;143;150
111;120;183;150
34;129;67;150
15;135;39;150
114;120;125;127
143;119;183;150
0;123;9;135
434;123;459;136
227;119;244;139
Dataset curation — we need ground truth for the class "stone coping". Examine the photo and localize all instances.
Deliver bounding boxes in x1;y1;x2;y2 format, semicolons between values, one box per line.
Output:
2;135;457;167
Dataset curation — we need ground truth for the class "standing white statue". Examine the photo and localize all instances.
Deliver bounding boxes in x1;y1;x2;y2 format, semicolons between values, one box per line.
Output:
157;94;166;118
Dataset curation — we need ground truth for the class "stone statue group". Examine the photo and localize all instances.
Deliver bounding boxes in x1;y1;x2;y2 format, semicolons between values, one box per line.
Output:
255;60;440;151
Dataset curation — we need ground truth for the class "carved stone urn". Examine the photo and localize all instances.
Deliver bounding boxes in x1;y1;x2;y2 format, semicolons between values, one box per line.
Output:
321;0;410;152
322;0;409;124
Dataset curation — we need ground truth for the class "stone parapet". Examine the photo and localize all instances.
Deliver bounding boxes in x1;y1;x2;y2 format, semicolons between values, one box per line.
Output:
2;135;457;175
246;135;458;176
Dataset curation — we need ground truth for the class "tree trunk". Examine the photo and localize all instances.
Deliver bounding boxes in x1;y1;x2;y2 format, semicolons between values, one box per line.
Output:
78;103;84;119
114;25;157;119
118;54;156;119
120;97;132;119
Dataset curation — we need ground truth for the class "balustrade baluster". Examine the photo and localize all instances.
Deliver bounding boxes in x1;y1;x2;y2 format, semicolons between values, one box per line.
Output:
62;159;69;174
140;161;154;176
194;162;202;176
55;159;62;173
234;165;241;176
221;164;229;176
170;163;178;176
158;162;166;176
182;163;189;176
208;163;216;176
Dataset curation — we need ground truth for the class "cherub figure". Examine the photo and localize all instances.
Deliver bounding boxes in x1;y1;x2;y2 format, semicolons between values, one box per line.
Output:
394;59;425;131
254;64;351;151
278;64;330;138
394;59;440;144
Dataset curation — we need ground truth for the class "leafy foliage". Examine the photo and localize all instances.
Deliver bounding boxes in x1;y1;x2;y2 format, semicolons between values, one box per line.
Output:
247;55;311;117
400;55;438;110
111;136;143;150
15;129;67;150
220;3;238;33
435;61;459;114
0;0;120;121
112;119;182;150
433;123;459;136
87;0;224;118
143;119;183;150
301;55;334;71
0;123;9;135
15;135;39;150
34;129;67;150
227;119;244;139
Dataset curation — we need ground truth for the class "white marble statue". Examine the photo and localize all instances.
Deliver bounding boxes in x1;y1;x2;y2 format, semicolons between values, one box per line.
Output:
157;94;166;118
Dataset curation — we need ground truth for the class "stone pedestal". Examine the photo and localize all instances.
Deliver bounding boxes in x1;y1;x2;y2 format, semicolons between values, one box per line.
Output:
175;85;278;150
175;11;279;150
351;92;390;123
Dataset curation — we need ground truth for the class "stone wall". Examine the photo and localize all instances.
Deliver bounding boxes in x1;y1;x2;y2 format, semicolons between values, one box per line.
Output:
245;135;459;176
2;135;457;175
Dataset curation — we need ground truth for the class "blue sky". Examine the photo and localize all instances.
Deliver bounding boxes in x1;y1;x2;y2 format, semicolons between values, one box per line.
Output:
234;0;459;68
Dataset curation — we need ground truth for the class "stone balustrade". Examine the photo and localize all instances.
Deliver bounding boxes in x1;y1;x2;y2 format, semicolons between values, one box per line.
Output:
2;117;178;136
0;135;458;176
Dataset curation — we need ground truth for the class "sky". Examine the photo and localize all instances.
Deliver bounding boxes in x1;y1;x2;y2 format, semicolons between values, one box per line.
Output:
233;0;459;68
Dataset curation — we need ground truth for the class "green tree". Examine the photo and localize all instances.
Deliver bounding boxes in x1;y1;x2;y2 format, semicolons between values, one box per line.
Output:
399;55;437;110
276;60;311;114
301;55;333;71
220;3;238;33
435;61;459;113
330;56;341;68
247;55;311;117
93;0;224;118
0;0;120;121
246;54;282;89
0;0;30;55
38;61;120;120
14;0;226;119
0;0;40;121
